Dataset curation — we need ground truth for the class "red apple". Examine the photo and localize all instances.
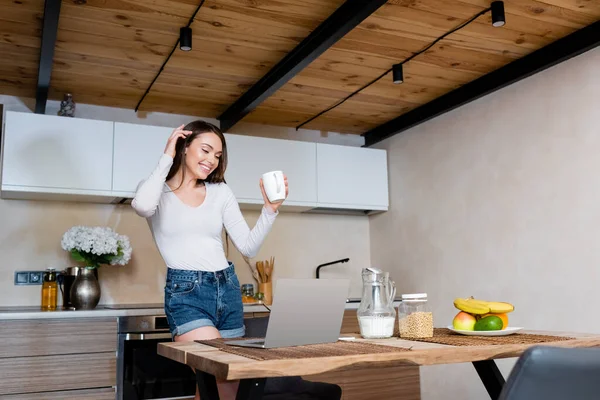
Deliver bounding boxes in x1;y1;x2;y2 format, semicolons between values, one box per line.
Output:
453;311;476;331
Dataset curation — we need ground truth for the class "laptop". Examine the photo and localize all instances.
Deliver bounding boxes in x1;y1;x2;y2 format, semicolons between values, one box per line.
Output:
227;278;350;349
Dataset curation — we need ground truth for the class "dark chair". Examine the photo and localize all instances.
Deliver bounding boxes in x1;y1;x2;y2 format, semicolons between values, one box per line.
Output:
243;316;342;400
498;346;600;400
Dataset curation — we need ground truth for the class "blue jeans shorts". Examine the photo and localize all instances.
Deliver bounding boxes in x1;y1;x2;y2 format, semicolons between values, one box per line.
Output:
164;262;245;339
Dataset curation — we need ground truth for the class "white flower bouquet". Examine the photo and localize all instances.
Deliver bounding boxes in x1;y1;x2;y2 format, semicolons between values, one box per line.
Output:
61;226;132;268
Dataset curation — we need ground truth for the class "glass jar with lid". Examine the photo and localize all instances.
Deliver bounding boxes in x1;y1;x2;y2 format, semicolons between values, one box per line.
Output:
397;293;433;339
241;284;255;303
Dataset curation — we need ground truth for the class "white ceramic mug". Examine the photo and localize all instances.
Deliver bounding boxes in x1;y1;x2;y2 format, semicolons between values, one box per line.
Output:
262;170;286;203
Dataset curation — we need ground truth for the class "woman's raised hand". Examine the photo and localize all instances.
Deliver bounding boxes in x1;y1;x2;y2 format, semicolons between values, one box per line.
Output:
260;174;289;213
164;124;192;158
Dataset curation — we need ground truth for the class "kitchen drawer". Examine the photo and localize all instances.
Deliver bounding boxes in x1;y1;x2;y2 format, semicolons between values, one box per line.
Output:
0;318;117;358
3;387;116;399
304;366;420;400
0;352;116;395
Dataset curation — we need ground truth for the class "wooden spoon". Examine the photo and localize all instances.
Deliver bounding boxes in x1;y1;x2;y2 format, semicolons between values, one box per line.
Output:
257;261;265;283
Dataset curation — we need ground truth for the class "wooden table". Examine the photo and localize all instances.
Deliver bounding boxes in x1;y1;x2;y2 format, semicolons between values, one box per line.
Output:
158;330;600;400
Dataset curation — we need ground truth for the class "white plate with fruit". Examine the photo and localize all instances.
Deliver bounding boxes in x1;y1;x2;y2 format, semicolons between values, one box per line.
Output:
450;297;521;336
447;325;523;336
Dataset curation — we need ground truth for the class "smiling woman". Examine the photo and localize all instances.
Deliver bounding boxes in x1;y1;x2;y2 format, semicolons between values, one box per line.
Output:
165;121;227;192
130;120;289;400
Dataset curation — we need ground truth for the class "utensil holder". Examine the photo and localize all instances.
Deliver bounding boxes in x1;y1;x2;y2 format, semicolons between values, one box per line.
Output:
259;281;272;305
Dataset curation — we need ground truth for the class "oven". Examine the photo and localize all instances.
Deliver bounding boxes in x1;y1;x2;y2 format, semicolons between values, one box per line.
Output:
117;315;196;400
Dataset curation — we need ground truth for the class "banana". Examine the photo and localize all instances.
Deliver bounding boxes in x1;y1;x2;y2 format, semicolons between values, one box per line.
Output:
486;301;514;314
454;297;515;315
453;297;490;315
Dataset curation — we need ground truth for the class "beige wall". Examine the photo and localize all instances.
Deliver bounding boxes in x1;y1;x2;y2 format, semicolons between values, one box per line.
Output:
0;96;369;306
0;199;369;306
370;47;600;400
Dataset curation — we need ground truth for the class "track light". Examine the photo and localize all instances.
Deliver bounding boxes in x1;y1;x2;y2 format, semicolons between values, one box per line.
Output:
179;27;192;51
491;1;505;27
392;63;403;84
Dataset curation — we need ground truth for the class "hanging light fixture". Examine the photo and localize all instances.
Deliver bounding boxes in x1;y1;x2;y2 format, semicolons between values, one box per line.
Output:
180;27;192;51
392;63;404;84
491;1;505;27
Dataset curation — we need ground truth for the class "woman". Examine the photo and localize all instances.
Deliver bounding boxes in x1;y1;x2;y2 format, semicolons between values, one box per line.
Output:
131;121;287;399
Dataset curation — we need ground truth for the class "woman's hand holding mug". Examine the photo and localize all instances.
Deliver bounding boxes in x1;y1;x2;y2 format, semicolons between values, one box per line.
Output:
260;171;288;213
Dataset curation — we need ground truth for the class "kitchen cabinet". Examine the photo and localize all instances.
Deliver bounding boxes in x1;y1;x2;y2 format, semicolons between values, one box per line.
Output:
304;366;420;400
316;143;388;210
0;111;389;214
0;353;116;395
304;309;420;400
224;133;318;209
0;318;117;397
4;388;116;400
112;122;173;195
1;111;114;197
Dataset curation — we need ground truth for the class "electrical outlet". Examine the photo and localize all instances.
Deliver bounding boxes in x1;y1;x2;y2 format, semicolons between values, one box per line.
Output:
14;271;45;286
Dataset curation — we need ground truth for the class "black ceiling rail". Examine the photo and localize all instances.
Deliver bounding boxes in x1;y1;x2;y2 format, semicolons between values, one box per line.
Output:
217;0;388;133
362;20;600;148
35;0;62;114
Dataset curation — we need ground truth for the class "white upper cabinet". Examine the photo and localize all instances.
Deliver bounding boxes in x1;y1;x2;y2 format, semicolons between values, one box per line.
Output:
316;143;388;210
112;122;173;194
1;111;114;194
224;134;317;207
1;112;388;213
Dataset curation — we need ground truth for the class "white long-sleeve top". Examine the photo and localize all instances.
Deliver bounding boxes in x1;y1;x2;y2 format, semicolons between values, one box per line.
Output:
131;154;278;271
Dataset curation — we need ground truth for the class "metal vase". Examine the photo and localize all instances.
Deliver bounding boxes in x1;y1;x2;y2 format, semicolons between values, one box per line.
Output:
70;267;101;310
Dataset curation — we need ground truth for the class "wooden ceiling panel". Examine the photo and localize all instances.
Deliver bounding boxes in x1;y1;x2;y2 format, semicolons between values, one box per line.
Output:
249;0;599;132
0;0;41;99
0;0;597;135
242;107;380;135
455;0;597;28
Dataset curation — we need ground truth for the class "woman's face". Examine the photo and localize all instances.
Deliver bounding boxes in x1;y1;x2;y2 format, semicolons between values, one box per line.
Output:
184;132;223;180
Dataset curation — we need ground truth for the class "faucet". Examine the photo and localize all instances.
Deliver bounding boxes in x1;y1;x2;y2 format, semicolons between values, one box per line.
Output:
316;258;350;279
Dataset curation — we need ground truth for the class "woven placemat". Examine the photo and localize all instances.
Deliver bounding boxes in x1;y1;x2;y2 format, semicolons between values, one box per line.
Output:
405;328;575;346
196;338;410;361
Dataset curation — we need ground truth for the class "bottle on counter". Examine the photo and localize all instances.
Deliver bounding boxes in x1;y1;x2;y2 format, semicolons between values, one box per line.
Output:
41;268;58;311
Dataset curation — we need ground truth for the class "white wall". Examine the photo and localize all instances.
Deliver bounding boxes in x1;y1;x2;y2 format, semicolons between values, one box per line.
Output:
0;95;369;306
370;47;600;400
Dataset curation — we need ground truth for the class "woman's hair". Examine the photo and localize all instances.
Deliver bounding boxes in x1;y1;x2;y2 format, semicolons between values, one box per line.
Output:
165;120;228;188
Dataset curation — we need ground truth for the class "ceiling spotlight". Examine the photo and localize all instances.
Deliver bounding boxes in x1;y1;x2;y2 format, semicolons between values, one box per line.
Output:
179;27;192;51
392;63;404;84
491;1;505;27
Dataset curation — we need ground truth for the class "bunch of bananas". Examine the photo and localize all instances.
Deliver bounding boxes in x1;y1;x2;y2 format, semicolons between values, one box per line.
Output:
454;296;515;315
453;296;514;315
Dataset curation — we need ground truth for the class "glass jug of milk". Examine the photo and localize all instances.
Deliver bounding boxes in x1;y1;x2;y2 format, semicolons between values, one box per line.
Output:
357;267;396;339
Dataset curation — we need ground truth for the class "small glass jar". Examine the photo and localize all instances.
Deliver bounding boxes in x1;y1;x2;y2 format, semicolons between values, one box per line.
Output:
241;284;255;303
241;284;254;298
397;293;433;339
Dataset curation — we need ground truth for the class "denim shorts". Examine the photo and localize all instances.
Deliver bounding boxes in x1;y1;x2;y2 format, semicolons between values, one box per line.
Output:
164;262;245;339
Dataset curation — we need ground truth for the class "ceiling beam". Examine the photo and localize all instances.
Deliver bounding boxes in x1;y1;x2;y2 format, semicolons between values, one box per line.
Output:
217;0;388;132
35;0;62;114
362;21;600;148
